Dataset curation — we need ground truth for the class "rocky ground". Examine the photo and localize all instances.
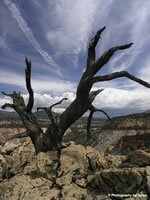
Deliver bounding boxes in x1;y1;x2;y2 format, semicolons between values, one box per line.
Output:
0;113;150;199
0;136;150;200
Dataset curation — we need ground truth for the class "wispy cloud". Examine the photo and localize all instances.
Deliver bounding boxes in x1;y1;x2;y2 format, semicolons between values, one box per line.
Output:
0;37;7;49
0;69;76;93
138;57;150;82
106;0;150;73
45;0;150;74
46;0;114;68
0;69;24;88
3;0;62;76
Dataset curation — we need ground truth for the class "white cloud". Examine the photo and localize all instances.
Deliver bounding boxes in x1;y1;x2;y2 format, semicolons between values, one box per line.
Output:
0;69;76;93
32;79;76;93
23;92;75;113
0;91;76;113
1;86;150;116
3;0;62;76
93;87;150;112
0;96;12;106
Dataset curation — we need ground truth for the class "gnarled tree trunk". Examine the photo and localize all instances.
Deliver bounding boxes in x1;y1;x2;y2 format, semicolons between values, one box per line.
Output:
2;27;150;155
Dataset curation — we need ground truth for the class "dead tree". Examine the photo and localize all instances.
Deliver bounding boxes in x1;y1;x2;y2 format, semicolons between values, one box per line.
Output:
2;27;150;156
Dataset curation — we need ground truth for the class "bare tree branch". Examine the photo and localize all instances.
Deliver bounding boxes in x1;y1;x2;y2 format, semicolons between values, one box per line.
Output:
89;105;111;120
95;109;111;120
37;98;68;125
2;91;13;97
89;89;104;103
25;57;34;113
49;97;68;112
92;71;150;88
87;109;94;142
93;43;133;75
86;105;110;143
1;103;14;110
87;26;106;67
37;106;55;125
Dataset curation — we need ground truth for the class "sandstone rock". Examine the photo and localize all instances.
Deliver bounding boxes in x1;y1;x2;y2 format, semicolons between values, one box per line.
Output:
0;164;93;200
145;166;150;195
145;166;150;176
94;195;112;200
36;151;59;180
0;175;55;200
87;168;146;194
0;145;6;154
61;184;93;200
0;145;2;153
0;141;111;199
120;150;150;167
147;176;150;194
61;144;106;173
0;136;149;199
35;144;109;181
0;128;26;145
0;154;13;181
23;157;37;176
3;140;22;154
125;198;147;200
10;138;35;175
0;154;7;181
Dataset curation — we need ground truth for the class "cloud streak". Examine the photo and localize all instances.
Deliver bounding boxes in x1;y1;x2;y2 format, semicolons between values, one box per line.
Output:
46;0;114;68
0;37;7;49
0;68;76;93
3;0;61;76
106;0;150;73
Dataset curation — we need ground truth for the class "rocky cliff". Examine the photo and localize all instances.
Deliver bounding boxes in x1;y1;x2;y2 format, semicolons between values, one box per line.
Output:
96;112;150;154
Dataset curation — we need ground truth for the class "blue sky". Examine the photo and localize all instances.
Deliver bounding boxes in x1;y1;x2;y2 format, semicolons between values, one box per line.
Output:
0;0;150;117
